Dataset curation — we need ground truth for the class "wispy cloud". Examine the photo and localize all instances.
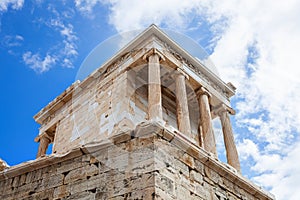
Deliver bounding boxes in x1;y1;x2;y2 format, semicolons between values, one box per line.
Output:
21;3;79;73
74;0;101;15
23;51;56;73
207;0;300;153
2;35;24;47
238;138;300;199
48;18;78;68
0;0;23;12
205;2;300;199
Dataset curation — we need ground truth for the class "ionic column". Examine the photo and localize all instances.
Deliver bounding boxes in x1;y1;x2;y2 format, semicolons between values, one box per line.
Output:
36;134;51;158
147;49;164;120
197;87;217;156
218;104;241;172
175;69;191;137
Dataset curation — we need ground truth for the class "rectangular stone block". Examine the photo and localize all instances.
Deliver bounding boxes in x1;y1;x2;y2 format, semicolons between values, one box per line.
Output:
25;170;42;184
131;172;155;191
190;169;203;184
155;186;176;200
64;164;98;184
37;173;64;192
194;159;204;175
67;191;95;200
131;187;155;199
69;179;88;195
12;176;19;188
179;153;195;169
176;185;190;200
31;188;54;200
53;185;70;199
155;172;175;196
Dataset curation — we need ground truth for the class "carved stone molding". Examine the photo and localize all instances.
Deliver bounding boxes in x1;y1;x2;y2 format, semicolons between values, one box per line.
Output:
214;103;236;116
196;86;212;98
105;51;132;73
176;67;189;80
163;42;230;99
142;48;165;62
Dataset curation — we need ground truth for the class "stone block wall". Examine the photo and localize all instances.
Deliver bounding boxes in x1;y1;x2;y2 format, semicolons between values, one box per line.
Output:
52;67;135;155
0;122;274;200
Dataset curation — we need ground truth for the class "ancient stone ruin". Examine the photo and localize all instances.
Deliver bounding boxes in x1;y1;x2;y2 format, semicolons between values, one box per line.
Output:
0;25;274;199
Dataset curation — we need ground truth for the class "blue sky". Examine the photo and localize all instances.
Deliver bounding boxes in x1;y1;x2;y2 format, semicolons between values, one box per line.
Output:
1;1;300;199
0;1;113;164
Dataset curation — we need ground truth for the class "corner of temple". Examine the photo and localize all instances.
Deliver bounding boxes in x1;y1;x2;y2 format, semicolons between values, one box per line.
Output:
142;47;165;61
214;103;236;116
226;82;237;92
176;67;189;80
196;86;212;98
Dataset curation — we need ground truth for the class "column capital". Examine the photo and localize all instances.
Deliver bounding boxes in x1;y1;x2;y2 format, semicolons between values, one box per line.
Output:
142;48;165;62
196;86;211;98
215;104;236;116
34;131;53;143
176;67;189;80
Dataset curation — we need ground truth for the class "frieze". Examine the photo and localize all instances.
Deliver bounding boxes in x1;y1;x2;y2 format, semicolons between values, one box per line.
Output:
104;51;133;74
103;48;149;76
43;114;55;126
99;40;231;100
163;42;230;99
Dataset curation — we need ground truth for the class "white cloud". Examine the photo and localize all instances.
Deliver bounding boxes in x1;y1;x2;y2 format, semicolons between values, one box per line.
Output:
22;6;79;72
62;58;73;68
208;2;300;199
0;0;23;11
49;19;78;44
62;40;78;57
237;139;259;161
209;0;300;158
60;24;78;42
23;52;56;73
267;141;300;200
49;19;78;67
2;35;24;47
238;138;300;200
74;0;101;15
101;0;201;32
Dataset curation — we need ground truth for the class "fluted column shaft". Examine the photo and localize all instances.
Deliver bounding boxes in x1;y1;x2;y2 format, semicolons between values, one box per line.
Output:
198;87;217;156
37;135;51;158
148;53;163;120
175;71;191;137
219;107;241;172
